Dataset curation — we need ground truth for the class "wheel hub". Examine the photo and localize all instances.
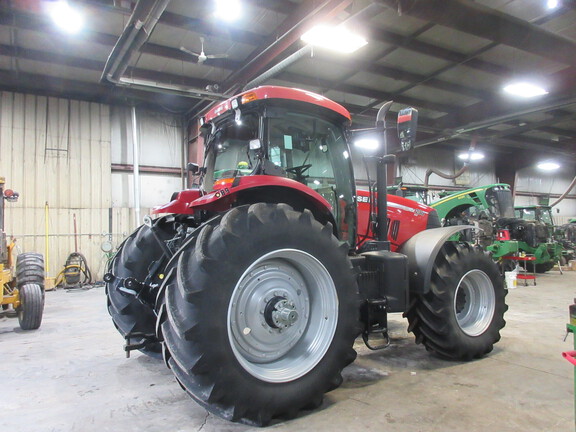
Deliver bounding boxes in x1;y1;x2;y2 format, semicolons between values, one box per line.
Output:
264;296;299;329
454;269;496;336
228;249;338;383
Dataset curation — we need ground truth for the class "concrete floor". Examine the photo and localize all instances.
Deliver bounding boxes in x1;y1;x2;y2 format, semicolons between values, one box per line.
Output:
1;272;574;432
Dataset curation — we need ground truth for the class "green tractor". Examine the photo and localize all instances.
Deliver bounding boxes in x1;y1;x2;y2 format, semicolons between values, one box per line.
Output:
430;184;561;272
387;183;430;204
514;205;565;270
430;184;517;257
558;218;576;262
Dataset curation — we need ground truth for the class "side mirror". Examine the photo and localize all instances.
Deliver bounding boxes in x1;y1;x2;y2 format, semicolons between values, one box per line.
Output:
187;162;200;175
249;139;262;150
397;107;418;151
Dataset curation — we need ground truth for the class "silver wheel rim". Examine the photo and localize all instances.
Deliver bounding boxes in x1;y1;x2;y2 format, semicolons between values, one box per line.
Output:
228;249;338;383
454;269;496;336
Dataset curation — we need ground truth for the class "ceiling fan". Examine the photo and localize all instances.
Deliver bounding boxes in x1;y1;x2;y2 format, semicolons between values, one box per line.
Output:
179;37;228;64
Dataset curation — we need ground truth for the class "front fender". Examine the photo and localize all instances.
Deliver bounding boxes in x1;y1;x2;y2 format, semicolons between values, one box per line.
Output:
399;226;479;294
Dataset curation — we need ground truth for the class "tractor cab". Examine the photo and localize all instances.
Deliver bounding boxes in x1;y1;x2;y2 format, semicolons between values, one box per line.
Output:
514;205;554;226
198;87;357;242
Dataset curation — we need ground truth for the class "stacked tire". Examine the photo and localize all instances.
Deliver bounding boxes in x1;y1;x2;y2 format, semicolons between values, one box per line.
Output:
15;252;45;330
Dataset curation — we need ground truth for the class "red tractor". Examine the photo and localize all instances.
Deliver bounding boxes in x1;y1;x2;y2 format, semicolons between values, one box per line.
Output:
105;86;507;426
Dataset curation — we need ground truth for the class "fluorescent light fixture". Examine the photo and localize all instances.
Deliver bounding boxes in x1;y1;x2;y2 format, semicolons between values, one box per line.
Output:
301;25;367;54
458;151;485;161
547;0;559;9
503;82;549;98
354;138;379;150
537;161;560;171
215;0;241;21
48;1;83;34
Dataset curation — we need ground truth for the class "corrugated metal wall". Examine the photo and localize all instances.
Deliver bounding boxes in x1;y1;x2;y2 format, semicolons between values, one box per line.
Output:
515;166;576;218
0;91;112;280
110;106;184;212
0;93;185;281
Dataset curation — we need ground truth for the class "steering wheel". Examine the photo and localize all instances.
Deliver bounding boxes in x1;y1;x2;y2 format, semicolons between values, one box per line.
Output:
286;164;312;179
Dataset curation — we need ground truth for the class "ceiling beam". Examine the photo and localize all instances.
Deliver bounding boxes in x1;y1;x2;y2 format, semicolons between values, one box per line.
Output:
434;65;576;129
276;71;460;114
71;0;268;46
0;10;245;67
0;68;196;111
440;134;574;158
0;44;214;90
367;25;510;76
221;0;354;93
538;126;576;139
485;112;576;140
314;51;489;100
377;0;576;67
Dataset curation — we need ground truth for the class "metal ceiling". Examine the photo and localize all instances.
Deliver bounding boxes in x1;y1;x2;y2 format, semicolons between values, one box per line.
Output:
1;0;575;164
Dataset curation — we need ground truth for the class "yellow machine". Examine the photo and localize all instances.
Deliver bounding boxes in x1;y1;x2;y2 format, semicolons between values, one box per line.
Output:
0;177;45;330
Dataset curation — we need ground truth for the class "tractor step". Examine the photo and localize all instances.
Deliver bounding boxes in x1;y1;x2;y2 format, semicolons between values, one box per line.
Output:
362;298;391;350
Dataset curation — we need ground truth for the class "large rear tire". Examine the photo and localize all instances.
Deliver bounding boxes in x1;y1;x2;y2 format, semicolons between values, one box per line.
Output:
16;253;45;290
405;242;507;360
160;204;360;425
17;283;44;330
106;217;177;357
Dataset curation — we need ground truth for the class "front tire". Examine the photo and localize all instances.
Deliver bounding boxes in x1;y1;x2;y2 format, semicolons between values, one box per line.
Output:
17;283;44;330
406;242;507;360
160;204;360;425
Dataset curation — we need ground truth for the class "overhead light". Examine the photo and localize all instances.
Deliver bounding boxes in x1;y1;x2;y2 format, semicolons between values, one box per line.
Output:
47;1;84;34
547;0;559;9
354;138;379;150
215;0;241;22
503;82;549;98
537;161;560;171
458;151;485;161
301;25;367;54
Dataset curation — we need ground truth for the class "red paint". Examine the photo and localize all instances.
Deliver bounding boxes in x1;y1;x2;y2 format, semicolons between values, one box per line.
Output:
151;189;203;214
204;86;351;123
356;190;434;251
397;113;412;123
152;176;333;216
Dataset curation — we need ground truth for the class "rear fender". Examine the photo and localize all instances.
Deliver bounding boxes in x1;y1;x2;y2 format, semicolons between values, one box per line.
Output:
399;225;479;295
151;177;335;229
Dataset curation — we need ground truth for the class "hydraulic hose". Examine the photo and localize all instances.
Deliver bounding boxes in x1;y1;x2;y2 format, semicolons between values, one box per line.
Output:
550;175;576;207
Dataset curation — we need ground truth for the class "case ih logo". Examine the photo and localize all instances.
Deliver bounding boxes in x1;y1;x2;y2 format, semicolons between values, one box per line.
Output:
214;188;230;199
